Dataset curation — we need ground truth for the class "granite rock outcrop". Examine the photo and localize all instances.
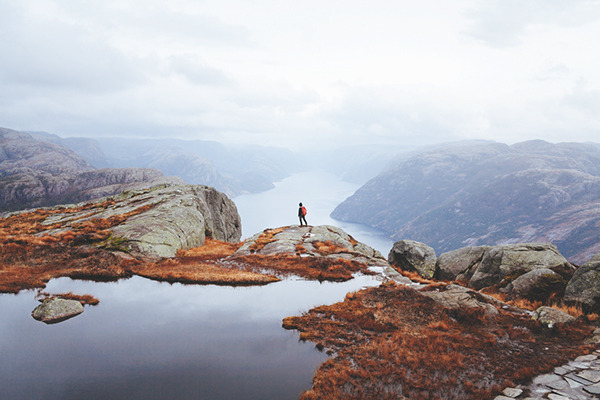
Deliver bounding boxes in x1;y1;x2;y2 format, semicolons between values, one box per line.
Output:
39;184;241;258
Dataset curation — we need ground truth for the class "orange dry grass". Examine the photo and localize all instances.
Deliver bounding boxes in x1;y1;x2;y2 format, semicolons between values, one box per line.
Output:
283;282;594;400
312;241;350;256
249;227;287;252
482;289;600;320
37;290;100;305
0;203;282;292
234;254;374;282
133;259;279;286
178;238;241;258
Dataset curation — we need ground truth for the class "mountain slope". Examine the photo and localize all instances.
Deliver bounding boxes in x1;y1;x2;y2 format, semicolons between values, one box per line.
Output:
0;128;180;212
331;140;600;264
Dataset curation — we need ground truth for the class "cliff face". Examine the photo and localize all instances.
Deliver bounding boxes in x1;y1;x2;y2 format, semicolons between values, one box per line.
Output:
0;128;182;212
39;184;242;258
331;140;600;264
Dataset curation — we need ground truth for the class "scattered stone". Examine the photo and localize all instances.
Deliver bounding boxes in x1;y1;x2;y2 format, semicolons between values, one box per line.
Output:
577;369;600;383
546;379;569;390
564;377;583;389
502;387;523;397
547;393;570;400
532;306;575;327
584;383;600;395
523;346;600;400
575;354;598;363
566;373;593;386
31;298;84;324
533;373;562;385
494;396;514;400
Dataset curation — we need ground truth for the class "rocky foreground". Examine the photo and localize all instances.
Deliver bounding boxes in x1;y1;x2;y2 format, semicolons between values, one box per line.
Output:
2;183;600;399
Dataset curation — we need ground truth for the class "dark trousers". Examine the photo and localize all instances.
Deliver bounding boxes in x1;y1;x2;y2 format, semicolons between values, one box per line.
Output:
299;215;307;226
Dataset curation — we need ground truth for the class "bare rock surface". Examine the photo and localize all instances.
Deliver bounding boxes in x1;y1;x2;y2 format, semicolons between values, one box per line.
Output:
31;298;84;324
235;225;410;283
41;184;241;258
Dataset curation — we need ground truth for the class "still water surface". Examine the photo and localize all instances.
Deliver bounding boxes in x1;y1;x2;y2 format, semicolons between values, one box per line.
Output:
0;170;390;400
0;275;382;400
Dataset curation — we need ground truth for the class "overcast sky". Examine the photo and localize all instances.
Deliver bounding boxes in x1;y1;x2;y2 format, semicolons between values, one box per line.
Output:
1;0;599;149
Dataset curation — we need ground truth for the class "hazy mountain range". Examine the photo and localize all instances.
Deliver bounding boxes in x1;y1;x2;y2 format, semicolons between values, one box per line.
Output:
0;127;182;212
332;140;600;264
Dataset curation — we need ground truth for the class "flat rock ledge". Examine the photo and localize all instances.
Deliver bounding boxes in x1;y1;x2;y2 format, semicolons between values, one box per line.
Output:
31;298;84;324
494;350;600;400
236;225;412;284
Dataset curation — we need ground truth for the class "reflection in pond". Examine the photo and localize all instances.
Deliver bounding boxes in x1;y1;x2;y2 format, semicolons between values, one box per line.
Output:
0;274;382;400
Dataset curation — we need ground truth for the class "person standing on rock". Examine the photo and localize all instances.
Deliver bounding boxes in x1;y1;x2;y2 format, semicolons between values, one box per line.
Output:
298;202;308;226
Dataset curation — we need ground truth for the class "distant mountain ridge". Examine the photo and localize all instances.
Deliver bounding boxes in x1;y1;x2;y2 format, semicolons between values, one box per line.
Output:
0;127;181;212
331;140;600;264
29;132;301;197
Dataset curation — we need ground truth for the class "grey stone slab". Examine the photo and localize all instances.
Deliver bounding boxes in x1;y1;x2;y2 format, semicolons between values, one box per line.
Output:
502;387;523;398
551;388;592;400
546;379;569;390
547;393;570;400
554;366;571;376
565;373;594;386
564;376;583;388
575;354;599;362
494;396;514;400
584;383;600;395
577;369;600;383
532;373;562;385
568;361;591;369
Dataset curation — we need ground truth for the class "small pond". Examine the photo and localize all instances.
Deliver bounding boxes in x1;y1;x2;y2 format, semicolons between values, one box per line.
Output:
0;274;382;400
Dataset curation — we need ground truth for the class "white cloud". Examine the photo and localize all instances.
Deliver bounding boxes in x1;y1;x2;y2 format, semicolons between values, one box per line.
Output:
1;0;599;147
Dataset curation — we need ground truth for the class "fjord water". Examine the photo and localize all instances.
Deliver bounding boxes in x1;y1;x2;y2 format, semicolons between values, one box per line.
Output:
234;170;394;255
0;170;392;400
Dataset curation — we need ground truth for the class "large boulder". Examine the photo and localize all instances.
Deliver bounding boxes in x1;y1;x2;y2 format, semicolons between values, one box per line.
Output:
388;240;437;279
564;254;600;312
466;243;573;290
31;298;84;324
435;245;490;282
504;268;565;302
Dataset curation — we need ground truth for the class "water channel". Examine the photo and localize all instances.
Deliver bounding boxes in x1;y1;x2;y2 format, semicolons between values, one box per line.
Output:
0;170;393;400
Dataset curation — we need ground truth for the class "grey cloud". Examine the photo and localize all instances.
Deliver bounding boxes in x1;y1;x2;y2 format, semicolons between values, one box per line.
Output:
463;0;600;48
563;80;600;116
0;3;142;92
324;86;460;145
168;55;233;86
